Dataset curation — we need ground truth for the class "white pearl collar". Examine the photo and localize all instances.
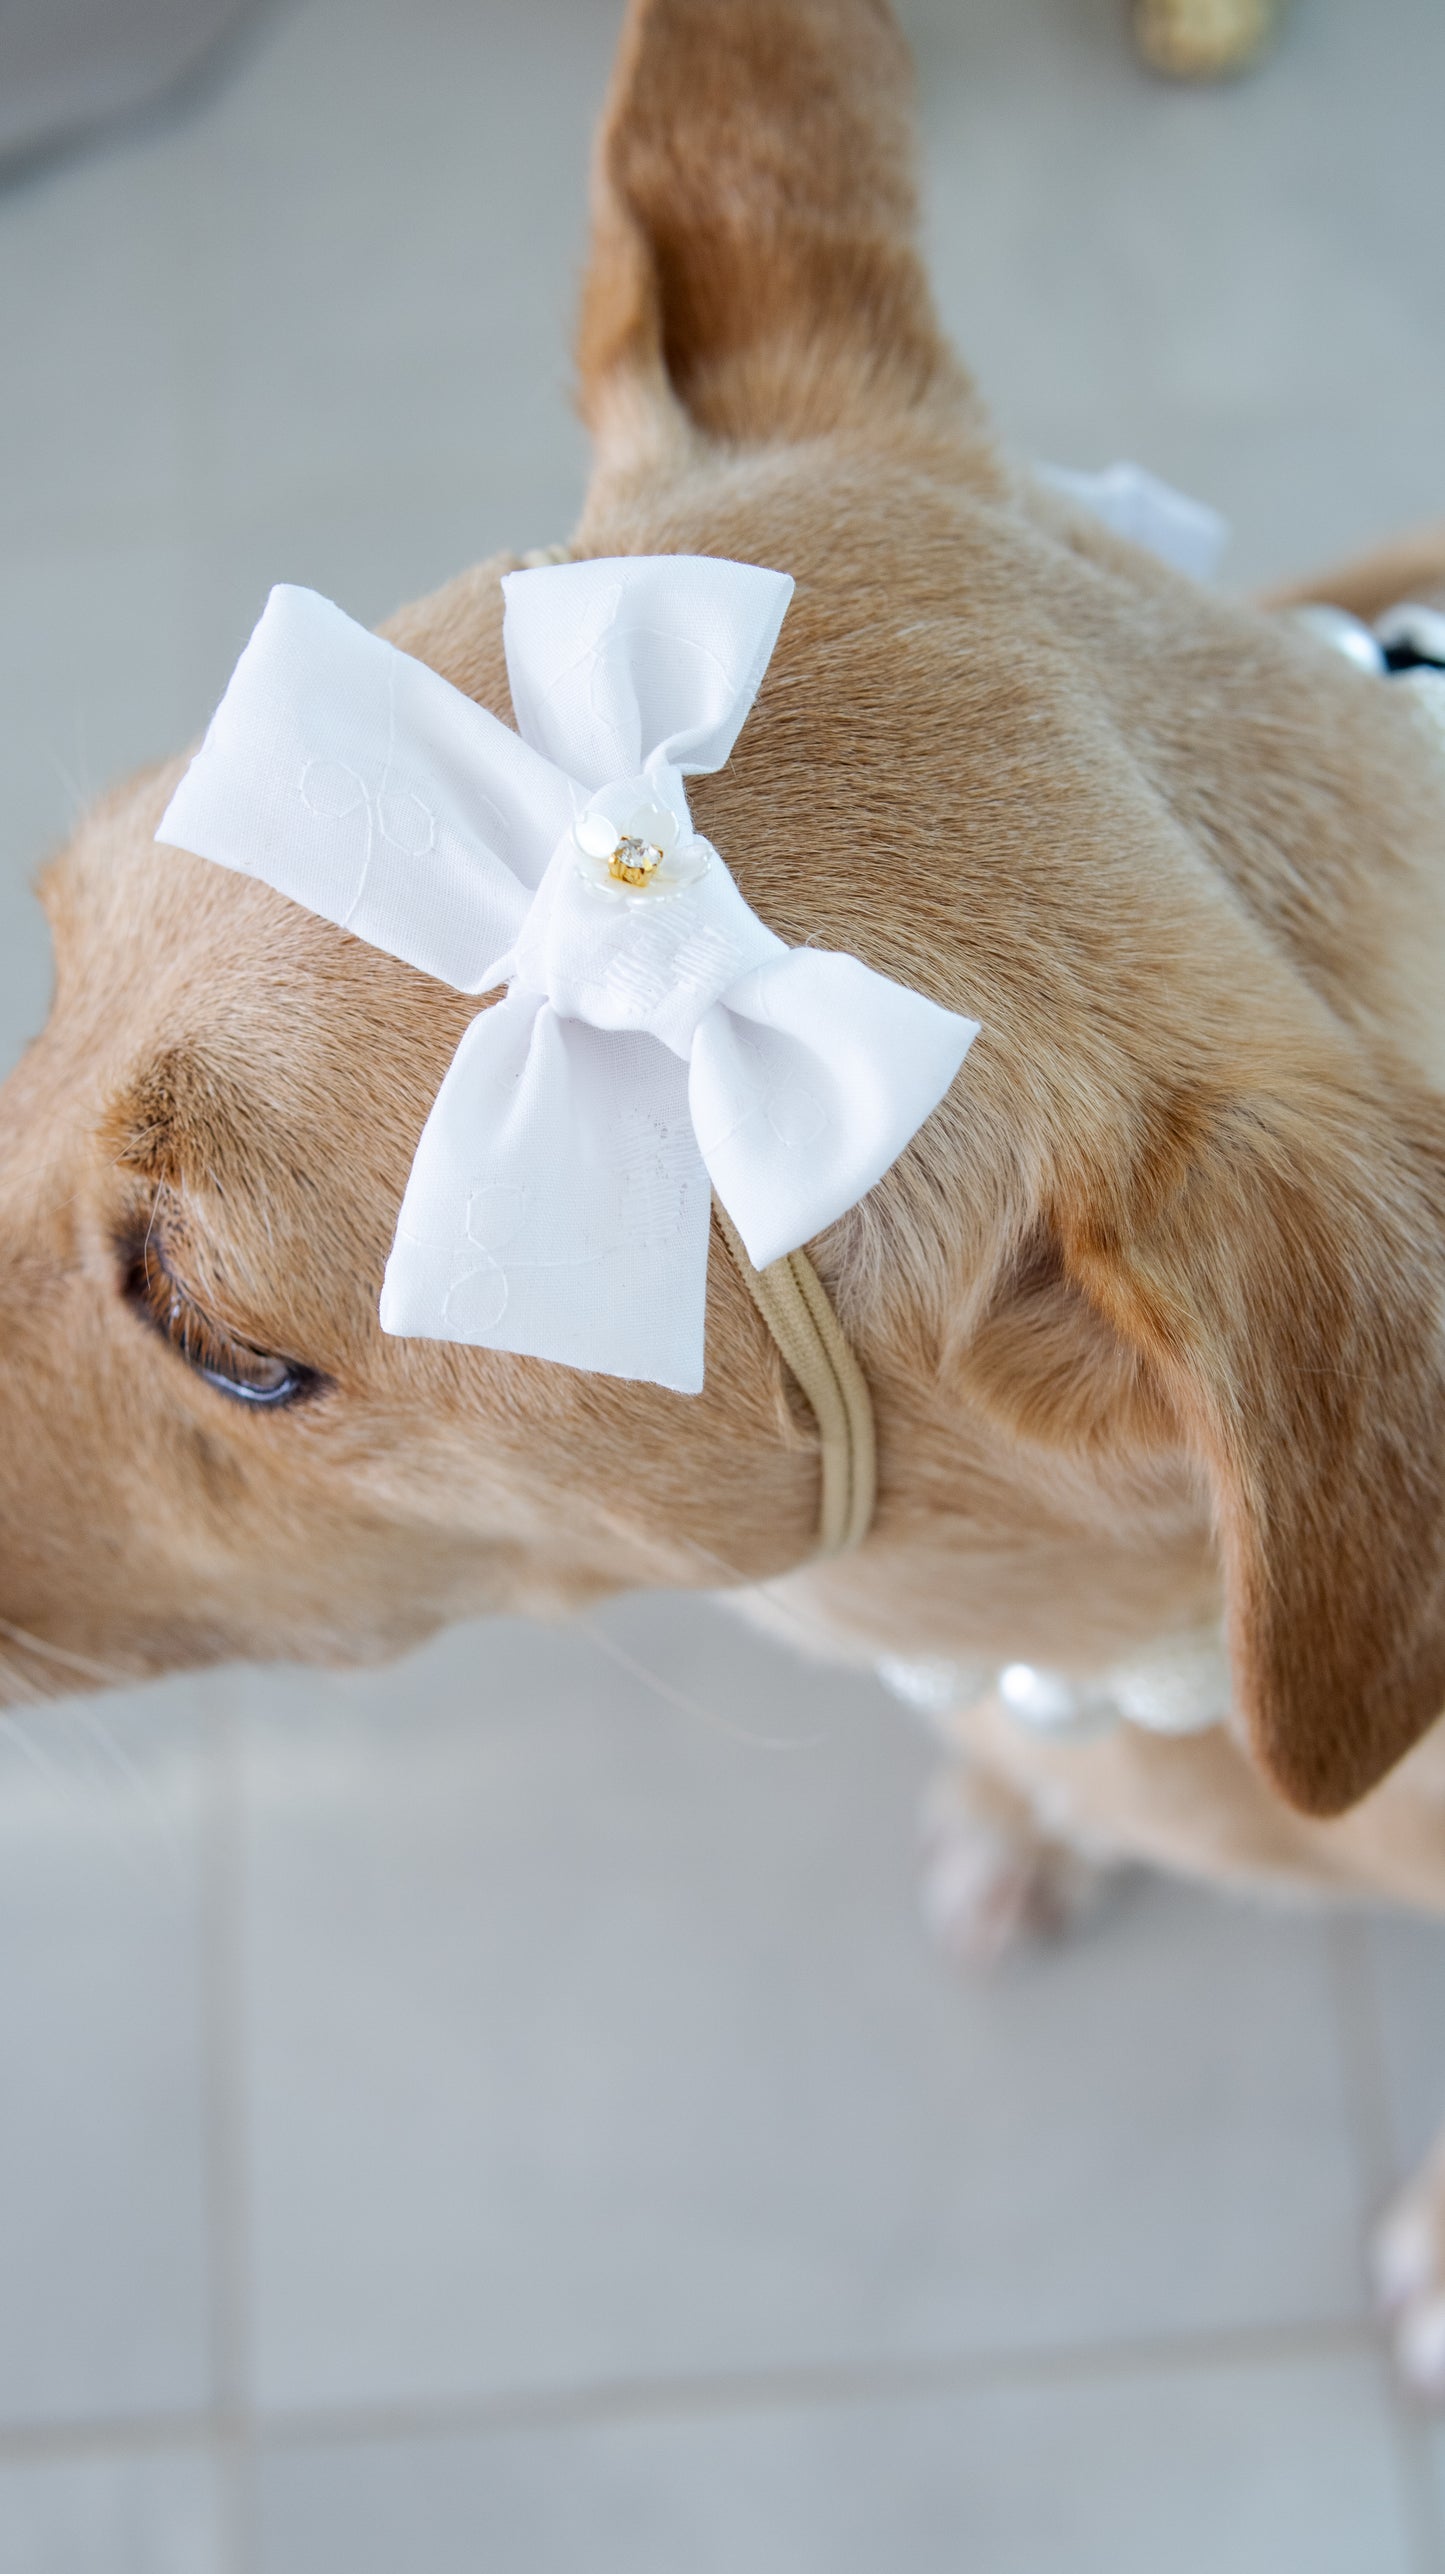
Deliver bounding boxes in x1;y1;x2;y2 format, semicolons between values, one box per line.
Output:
878;1626;1230;1745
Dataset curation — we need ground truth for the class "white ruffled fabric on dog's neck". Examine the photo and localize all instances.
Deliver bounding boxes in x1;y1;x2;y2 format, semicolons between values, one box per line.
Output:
158;555;979;1391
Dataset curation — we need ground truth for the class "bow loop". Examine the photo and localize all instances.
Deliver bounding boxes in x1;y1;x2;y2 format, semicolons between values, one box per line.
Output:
502;556;795;786
159;583;570;994
380;991;712;1389
159;553;981;1390
513;812;782;1065
692;951;980;1272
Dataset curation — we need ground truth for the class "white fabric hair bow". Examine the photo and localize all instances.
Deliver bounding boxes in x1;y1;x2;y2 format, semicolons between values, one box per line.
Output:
159;556;979;1391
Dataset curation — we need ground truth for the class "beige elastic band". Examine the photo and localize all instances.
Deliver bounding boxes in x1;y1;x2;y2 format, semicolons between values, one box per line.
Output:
714;1204;877;1558
520;545;876;1557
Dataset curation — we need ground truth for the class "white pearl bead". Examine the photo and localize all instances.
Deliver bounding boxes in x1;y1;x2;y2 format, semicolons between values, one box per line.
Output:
1290;603;1385;674
998;1663;1081;1729
574;811;620;858
627;801;679;853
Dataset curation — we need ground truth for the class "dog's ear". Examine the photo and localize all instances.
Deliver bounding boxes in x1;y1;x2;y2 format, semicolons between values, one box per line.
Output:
1052;1065;1445;1817
576;0;978;456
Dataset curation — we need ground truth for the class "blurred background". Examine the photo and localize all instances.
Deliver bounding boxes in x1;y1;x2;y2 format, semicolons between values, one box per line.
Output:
3;2;1445;2567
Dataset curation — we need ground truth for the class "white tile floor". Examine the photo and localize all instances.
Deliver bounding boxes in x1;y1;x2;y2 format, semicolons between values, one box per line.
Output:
3;0;1445;2565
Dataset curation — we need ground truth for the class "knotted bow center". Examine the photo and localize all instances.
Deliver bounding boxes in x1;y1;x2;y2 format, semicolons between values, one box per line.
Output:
510;763;784;1059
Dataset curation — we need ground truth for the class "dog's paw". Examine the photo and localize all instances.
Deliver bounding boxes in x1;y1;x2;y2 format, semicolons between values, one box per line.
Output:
1373;2164;1445;2398
918;1768;1110;1971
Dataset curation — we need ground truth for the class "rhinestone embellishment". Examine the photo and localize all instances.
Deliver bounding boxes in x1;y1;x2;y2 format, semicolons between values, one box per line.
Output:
573;798;709;901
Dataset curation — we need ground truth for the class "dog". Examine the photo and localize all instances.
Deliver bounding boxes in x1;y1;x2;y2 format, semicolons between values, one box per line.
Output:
7;0;1445;2392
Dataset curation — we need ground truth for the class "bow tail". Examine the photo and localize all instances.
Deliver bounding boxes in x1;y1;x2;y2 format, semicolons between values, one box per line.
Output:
381;988;713;1391
688;952;981;1271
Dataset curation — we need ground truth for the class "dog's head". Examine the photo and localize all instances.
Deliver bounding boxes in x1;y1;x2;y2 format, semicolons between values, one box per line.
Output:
7;0;1445;1819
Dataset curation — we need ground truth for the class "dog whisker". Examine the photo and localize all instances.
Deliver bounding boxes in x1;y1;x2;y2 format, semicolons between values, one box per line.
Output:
0;1628;186;1878
668;1529;871;1666
0;1652;52;1714
1;1709;86;1806
0;1614;139;1693
63;1699;189;1870
42;737;93;828
0;1695;188;1890
578;1614;826;1754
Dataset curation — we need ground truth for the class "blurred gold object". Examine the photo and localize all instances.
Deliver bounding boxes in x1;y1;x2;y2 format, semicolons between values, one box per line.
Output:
1133;0;1284;77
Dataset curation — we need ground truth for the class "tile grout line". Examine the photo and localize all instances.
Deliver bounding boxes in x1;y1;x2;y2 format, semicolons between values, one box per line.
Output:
200;1680;257;2574
0;2311;1386;2470
237;2315;1392;2451
1326;1914;1445;2574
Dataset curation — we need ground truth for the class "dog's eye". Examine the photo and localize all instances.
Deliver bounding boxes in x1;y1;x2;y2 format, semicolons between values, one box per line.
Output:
122;1238;321;1409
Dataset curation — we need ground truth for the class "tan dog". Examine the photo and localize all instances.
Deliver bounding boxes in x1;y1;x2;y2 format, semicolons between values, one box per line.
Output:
8;0;1445;2388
